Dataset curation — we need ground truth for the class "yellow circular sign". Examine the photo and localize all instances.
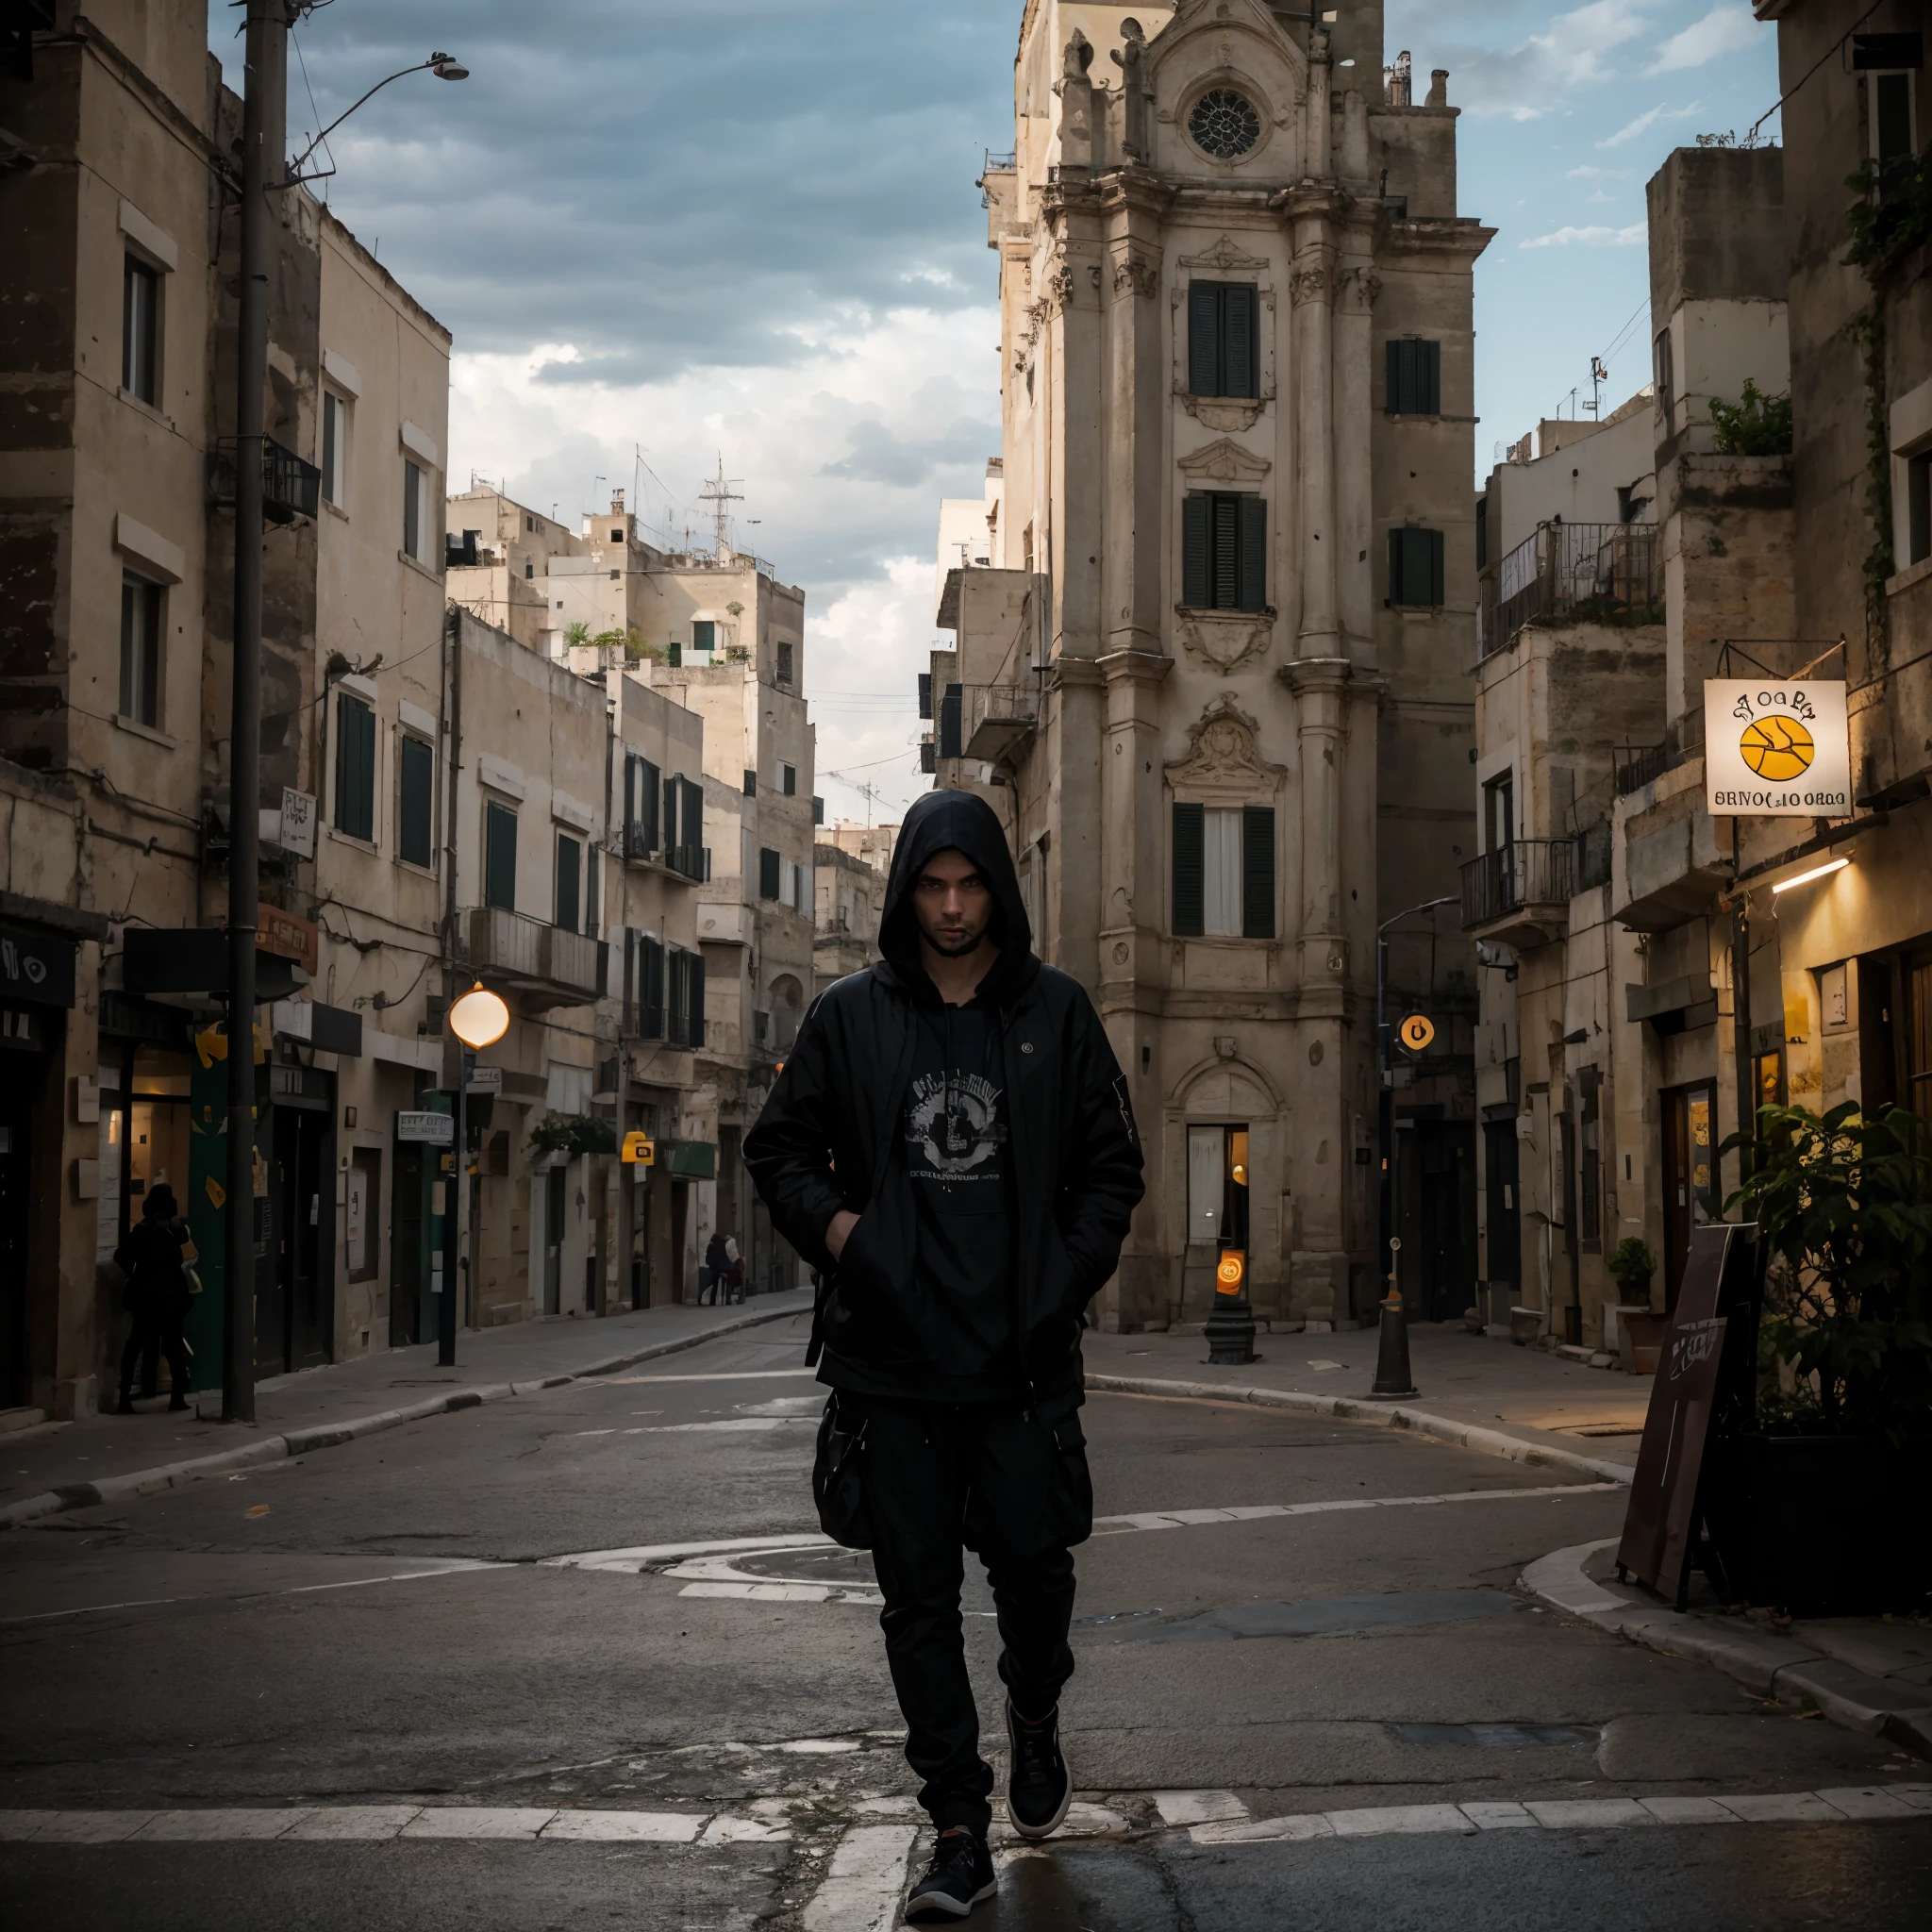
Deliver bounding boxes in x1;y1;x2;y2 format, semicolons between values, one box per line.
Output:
1215;1252;1246;1292
1739;714;1814;782
1398;1013;1436;1053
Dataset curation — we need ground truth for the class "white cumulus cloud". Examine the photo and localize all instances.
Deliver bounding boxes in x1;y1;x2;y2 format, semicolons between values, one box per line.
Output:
1520;223;1648;249
1598;101;1704;147
1653;4;1762;73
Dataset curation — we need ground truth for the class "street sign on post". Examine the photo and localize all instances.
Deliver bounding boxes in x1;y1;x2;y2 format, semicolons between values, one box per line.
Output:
399;1111;455;1144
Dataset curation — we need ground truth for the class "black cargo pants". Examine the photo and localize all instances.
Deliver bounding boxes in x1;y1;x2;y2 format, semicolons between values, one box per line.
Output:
850;1391;1091;1836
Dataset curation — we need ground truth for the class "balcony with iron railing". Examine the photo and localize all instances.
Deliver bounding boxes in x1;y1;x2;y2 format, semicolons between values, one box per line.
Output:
622;821;705;881
1613;708;1706;797
209;436;323;525
1477;520;1659;658
964;682;1039;765
1459;838;1578;947
458;907;606;1012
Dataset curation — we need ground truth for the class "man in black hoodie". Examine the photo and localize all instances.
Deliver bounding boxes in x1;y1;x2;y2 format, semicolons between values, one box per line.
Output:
746;791;1144;1922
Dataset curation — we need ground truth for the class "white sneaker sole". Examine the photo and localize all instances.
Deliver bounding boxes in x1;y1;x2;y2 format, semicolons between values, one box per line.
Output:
1006;1718;1074;1841
905;1876;998;1921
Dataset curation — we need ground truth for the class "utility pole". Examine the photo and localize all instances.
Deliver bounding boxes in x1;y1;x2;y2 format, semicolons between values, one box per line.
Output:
224;0;291;1425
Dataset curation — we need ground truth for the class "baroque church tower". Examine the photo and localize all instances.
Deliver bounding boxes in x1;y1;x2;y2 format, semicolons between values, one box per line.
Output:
934;1;1491;1330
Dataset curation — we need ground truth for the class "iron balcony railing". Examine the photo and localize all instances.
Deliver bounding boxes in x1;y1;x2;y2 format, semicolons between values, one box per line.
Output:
1478;520;1658;658
1613;708;1706;796
1459;839;1578;929
209;436;323;525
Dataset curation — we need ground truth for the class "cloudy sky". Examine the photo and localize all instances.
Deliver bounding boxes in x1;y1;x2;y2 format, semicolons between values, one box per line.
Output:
230;2;1782;820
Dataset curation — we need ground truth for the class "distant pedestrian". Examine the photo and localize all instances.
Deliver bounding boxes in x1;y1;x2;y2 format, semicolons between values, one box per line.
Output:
114;1185;194;1415
700;1230;728;1306
724;1235;744;1303
746;790;1143;1923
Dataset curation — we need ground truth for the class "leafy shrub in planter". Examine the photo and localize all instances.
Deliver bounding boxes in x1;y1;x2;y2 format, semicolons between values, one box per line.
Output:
1607;1237;1656;1287
528;1112;617;1160
1724;1102;1932;1450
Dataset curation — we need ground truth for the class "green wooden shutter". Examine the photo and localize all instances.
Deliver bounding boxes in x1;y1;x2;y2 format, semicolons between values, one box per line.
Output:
1404;528;1434;607
1224;284;1257;399
1189;281;1221;395
1212;494;1240;608
334;693;375;841
555;834;580;933
1241;806;1275;939
1182;495;1211;607
642;934;664;1036
689;948;705;1043
1389;527;1406;604
1389;340;1443;415
940;684;962;758
918;672;932;719
1385;339;1403;413
398;734;434;867
641;758;661;848
1421;340;1441;416
484;801;517;909
1427;526;1445;605
1238;495;1268;611
681;776;703;869
1172;802;1205;937
663;774;680;854
759;847;781;901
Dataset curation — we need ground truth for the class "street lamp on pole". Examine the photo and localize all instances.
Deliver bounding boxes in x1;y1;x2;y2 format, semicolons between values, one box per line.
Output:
442;984;510;1369
219;11;467;1425
284;52;470;186
1372;893;1457;1401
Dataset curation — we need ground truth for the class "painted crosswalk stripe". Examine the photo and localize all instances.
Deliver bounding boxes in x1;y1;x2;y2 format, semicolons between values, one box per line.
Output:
0;1807;779;1844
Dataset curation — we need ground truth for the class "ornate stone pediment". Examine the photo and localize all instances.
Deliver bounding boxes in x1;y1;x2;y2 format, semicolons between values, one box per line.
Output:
1177;232;1272;276
1177;436;1271;489
1164;693;1287;795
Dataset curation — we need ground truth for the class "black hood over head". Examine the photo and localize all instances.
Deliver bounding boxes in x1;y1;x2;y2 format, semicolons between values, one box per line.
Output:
876;791;1036;1005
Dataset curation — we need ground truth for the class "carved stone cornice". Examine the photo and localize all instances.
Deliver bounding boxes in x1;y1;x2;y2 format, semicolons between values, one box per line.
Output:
1180;394;1268;432
1094;167;1177;219
1277;656;1389;699
1111;253;1161;299
1045;656;1106;691
1176;231;1272;275
1097;648;1173;686
1174;606;1278;676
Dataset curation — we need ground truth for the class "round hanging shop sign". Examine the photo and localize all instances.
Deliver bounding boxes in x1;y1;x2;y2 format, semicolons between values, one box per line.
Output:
1704;679;1850;817
1398;1013;1436;1053
1215;1251;1246;1293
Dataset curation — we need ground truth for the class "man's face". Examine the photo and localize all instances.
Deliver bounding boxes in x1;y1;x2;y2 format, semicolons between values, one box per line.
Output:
911;848;995;958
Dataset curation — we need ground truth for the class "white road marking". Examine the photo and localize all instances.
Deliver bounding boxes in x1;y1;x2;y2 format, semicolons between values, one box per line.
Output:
1188;1784;1932;1845
625;1417;809;1434
6;1787;1926;1857
0;1807;780;1845
802;1823;920;1932
2;1560;508;1626
606;1370;819;1385
1154;1790;1247;1826
541;1532;835;1574
1087;1482;1619;1538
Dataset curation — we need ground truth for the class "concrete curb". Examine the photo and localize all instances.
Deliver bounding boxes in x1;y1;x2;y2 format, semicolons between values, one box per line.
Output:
1083;1374;1635;1488
1;1299;810;1531
1523;1539;1932;1762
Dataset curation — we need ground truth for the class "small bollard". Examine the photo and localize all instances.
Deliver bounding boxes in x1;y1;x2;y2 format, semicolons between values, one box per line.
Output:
1369;1242;1417;1399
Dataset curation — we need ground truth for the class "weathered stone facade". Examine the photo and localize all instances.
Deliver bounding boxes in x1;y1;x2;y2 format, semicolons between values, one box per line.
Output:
937;2;1488;1332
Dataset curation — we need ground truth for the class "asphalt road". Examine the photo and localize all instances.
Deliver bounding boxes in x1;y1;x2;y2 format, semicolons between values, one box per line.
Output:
3;1310;1926;1929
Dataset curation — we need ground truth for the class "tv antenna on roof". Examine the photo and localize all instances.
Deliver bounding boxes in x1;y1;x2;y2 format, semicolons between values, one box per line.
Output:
698;455;744;563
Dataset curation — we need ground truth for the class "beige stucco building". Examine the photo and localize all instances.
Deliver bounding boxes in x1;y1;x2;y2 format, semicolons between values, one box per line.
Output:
931;1;1489;1333
814;822;898;996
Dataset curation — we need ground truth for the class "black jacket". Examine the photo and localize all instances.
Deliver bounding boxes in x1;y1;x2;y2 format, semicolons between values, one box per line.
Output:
744;790;1145;1399
115;1215;191;1321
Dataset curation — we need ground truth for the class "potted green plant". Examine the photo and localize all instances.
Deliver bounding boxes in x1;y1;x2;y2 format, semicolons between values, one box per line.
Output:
1607;1237;1664;1373
1707;1103;1932;1614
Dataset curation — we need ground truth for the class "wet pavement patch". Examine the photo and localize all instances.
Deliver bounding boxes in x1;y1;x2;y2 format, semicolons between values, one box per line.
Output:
1392;1722;1602;1749
1130;1588;1525;1643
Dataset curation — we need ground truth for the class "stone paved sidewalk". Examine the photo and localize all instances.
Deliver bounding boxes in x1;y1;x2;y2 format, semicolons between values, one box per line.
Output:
1082;1316;1653;1473
1;1291;814;1517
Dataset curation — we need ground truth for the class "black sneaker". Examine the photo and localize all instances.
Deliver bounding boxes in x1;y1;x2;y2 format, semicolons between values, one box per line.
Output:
1005;1698;1072;1840
905;1827;996;1922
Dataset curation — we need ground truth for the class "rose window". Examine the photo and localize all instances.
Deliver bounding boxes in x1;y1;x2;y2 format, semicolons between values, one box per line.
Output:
1189;90;1261;159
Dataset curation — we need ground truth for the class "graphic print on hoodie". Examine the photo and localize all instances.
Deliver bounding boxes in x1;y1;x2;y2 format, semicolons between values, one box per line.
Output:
903;991;1019;1396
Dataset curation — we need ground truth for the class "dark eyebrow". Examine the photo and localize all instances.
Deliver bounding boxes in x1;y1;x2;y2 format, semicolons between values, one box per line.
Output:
917;869;985;889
